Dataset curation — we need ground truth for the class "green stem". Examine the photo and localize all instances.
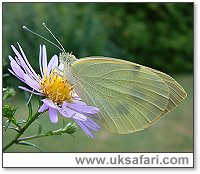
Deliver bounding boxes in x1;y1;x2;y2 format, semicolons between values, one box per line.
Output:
17;129;62;142
17;134;46;141
3;111;43;152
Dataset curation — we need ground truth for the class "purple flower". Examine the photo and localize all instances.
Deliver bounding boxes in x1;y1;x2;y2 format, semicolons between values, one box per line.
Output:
8;43;100;138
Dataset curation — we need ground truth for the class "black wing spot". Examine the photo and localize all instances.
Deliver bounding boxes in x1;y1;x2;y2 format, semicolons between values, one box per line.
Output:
133;65;141;70
132;65;141;77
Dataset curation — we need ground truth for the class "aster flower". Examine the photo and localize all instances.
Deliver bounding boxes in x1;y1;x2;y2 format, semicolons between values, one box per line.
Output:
8;43;100;138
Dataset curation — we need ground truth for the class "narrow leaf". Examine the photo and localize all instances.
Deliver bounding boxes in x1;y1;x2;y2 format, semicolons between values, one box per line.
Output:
38;124;42;135
4;120;10;131
11;117;17;125
16;141;43;152
62;119;66;129
13;105;19;115
28;100;32;120
37;96;43;107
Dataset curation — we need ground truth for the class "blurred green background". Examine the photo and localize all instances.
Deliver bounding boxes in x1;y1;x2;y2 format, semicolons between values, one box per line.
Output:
3;2;193;152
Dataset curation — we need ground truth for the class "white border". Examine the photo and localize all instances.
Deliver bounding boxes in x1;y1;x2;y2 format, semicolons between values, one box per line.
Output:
1;0;198;172
3;153;194;167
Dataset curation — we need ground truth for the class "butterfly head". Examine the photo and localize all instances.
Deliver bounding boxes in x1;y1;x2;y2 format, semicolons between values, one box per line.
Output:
59;52;77;65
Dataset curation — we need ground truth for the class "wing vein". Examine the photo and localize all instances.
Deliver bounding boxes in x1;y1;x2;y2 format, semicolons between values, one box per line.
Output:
79;78;162;116
104;95;131;133
108;78;169;103
81;77;167;111
78;81;121;133
79;78;161;125
80;76;169;93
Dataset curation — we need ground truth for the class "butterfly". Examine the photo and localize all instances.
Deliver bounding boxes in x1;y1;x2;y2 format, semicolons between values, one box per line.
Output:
60;52;187;134
23;23;187;134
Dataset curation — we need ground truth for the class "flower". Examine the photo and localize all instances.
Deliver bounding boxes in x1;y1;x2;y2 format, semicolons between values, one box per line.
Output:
8;43;100;138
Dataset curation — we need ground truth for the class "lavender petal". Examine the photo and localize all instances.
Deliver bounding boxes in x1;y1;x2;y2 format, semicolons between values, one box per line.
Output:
10;60;26;80
84;117;100;131
72;100;87;106
9;55;21;67
18;86;44;96
74;119;95;138
58;109;75;118
73;112;87;121
67;103;100;114
49;107;58;123
47;55;58;75
38;103;48;112
42;99;58;109
39;45;44;77
62;101;77;116
8;55;15;62
8;69;25;83
59;103;76;118
11;45;23;61
17;42;40;82
62;101;67;108
23;74;41;92
58;63;64;71
11;45;39;82
42;45;47;73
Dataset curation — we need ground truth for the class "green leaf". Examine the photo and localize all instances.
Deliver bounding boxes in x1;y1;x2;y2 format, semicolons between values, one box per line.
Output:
37;96;43;107
11;117;17;125
62;119;66;129
24;91;33;121
16;141;43;152
4;120;11;131
27;100;32;120
37;124;42;135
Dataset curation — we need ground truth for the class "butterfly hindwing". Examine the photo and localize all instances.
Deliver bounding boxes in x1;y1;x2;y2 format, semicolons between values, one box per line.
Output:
144;67;187;114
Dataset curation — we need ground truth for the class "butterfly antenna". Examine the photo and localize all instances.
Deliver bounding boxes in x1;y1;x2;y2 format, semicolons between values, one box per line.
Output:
42;22;66;53
22;25;63;52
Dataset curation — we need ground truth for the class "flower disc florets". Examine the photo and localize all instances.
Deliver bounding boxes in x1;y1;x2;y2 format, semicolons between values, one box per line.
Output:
40;69;74;104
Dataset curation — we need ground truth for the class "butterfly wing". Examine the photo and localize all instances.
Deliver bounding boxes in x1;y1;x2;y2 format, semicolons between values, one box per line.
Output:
144;67;187;114
70;57;186;134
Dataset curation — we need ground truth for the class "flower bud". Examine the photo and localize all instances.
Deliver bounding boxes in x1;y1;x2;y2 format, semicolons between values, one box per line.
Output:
62;122;78;135
3;103;18;119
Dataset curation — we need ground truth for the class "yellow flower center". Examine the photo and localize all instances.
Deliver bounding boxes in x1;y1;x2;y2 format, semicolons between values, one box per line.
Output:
40;69;74;104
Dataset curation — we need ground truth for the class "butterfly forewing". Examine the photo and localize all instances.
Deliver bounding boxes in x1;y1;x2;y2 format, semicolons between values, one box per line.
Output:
70;57;186;134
